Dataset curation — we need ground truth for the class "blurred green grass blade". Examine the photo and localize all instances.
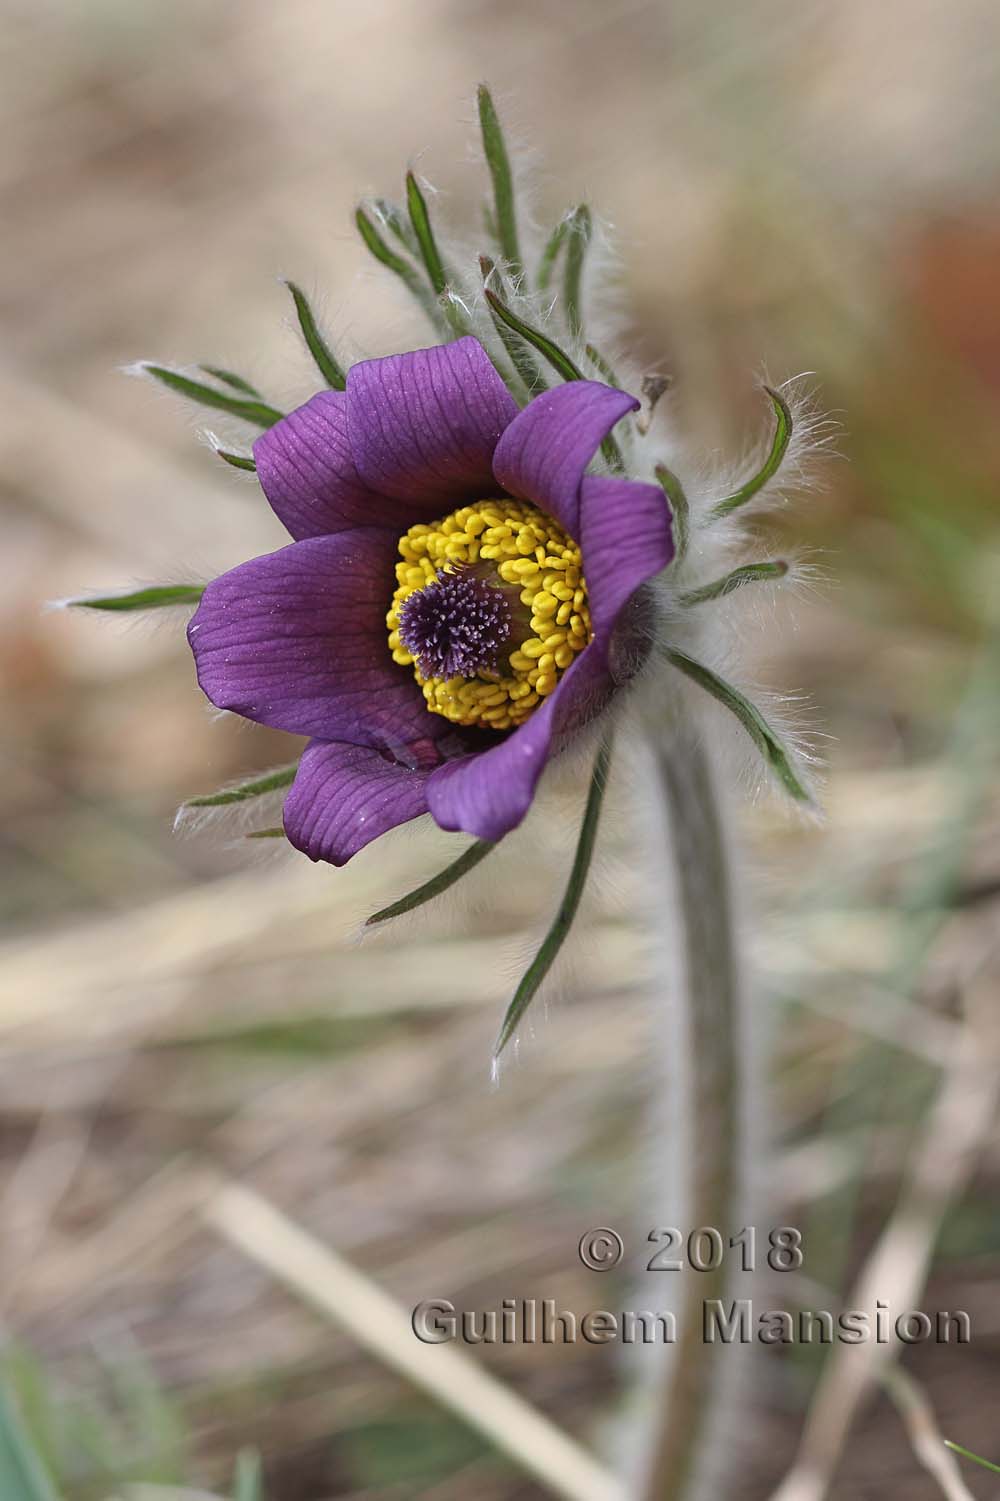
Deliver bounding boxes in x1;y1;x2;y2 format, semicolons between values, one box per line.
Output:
245;827;285;840
494;735;613;1057
537;219;568;291
480;256;546;397
655;464;690;561
944;1440;1000;1475
184;764;298;809
665;648;813;804
283;280;346;390
140;365;284;428
563;204;592;338
215;447;257;472
367;839;496;925
0;1387;62;1501
710;386;792;518
199;365;263;398
233;1447;264;1501
681;559;788;606
477;85;522;278
68;585;205;612
355;205;443;328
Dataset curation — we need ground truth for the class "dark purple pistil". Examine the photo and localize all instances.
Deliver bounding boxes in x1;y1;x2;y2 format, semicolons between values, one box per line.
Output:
398;568;512;679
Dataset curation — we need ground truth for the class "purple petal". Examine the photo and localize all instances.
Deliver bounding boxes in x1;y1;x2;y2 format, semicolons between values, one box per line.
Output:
188;530;441;750
426;647;609;841
346;337;518;504
283;739;431;865
578;474;674;643
253;390;420;540
491;382;639;537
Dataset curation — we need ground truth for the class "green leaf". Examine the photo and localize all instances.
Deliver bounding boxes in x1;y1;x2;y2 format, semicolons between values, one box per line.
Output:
283;281;346;391
480;257;546;398
199;366;263;398
183;764;298;809
68;584;205;612
537;219;568;292
665;649;813;804
944;1441;1000;1475
355;205;443;328
232;1447;264;1501
366;839;496;926
494;735;613;1056
563;204;592;338
710;385;792;518
214;447;257;472
245;827;286;840
0;1386;62;1501
681;559;788;606
139;365;284;428
477;85;522;279
655;465;690;562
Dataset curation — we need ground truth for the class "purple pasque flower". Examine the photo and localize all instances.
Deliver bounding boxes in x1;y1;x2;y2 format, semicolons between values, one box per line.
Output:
187;336;673;865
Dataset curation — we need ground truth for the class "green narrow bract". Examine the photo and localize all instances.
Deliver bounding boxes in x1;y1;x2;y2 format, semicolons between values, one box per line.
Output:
584;343;622;388
355;206;442;328
140;365;284;429
69;585;205;612
405;171;449;297
183;764;298;809
537;220;568;292
283;281;347;390
404;174;470;339
655;464;690;562
681;559;788;606
373;197;418;254
215;448;257;472
563;204;592;338
482;290;624;471
665;648;813;804
245;828;285;840
477;85;522;279
494;735;614;1057
199;365;263;398
366;839;496;925
483;288;582;383
480;257;547;398
710;386;793;518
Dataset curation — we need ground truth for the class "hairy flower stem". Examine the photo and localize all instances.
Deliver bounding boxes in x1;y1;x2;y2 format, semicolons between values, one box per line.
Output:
639;732;751;1501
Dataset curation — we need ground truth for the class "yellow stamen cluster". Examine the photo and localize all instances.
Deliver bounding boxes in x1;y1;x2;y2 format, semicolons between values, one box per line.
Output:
386;498;592;731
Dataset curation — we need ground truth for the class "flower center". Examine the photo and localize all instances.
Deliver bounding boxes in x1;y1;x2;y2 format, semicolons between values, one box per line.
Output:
397;567;512;679
387;498;592;731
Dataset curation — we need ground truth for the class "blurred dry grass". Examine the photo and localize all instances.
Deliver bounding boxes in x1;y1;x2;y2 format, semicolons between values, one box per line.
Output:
2;2;1000;1497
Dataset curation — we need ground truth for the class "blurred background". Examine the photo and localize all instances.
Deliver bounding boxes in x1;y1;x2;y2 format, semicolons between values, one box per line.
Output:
2;1;999;1497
